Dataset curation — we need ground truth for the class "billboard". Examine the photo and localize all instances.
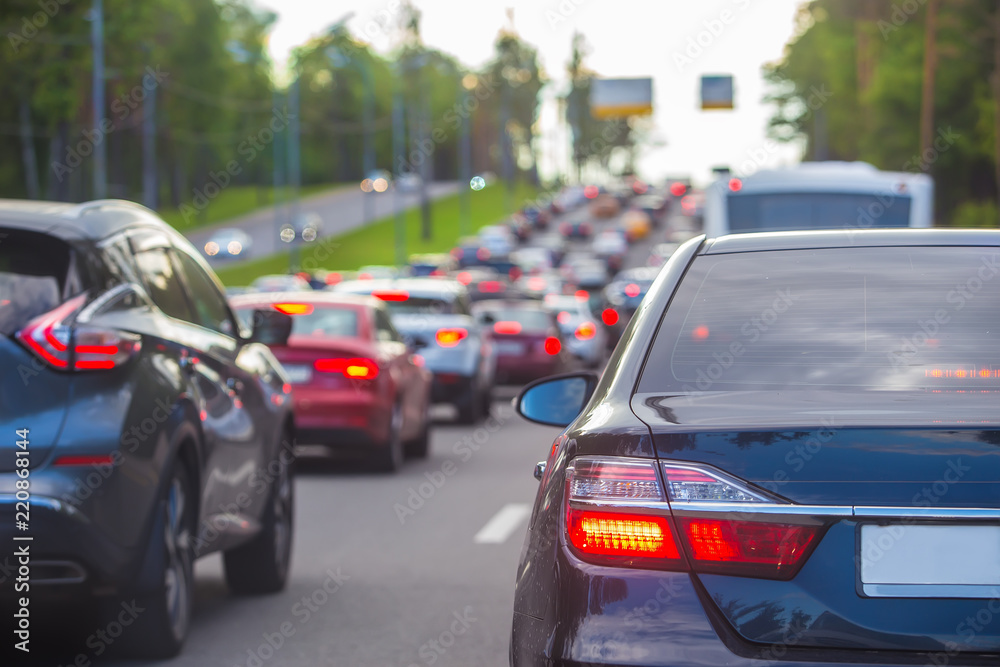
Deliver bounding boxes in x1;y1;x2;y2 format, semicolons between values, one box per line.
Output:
700;75;734;110
590;78;653;119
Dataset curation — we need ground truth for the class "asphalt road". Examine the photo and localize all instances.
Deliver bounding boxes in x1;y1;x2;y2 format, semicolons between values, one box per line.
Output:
13;199;695;667
187;181;460;266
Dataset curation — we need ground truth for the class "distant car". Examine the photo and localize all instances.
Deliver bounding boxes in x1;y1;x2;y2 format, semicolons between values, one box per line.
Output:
451;236;491;268
602;266;660;343
408;253;458;277
511;246;556;275
591;229;628;272
530;231;569;266
334;279;496;423
621;209;652;241
632;193;669;227
560;253;608;290
543;294;607;368
250;273;313;293
478;224;517;256
558;219;593;239
204;227;252;259
511;228;1000;667
521;205;551;229
230;292;432;470
589;193;621;218
680;191;706;222
515;271;568;300
472;299;570;384
0;199;295;658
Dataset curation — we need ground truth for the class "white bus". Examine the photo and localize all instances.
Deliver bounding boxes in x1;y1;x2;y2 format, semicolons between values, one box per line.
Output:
703;161;934;237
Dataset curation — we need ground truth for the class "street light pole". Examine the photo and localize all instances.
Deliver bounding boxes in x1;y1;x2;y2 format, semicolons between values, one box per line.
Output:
287;77;302;272
392;73;406;266
359;61;375;226
459;75;476;238
90;0;106;199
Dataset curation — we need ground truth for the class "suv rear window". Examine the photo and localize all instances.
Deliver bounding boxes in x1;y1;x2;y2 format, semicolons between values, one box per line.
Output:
727;192;912;232
0;230;81;335
638;246;1000;392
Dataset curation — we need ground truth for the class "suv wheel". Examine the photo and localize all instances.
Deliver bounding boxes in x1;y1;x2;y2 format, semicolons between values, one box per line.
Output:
224;434;295;594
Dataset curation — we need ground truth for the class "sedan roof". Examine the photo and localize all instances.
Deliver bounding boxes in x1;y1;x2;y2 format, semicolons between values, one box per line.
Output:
702;228;1000;254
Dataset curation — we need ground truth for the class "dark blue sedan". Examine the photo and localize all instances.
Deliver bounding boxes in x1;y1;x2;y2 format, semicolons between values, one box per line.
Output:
512;229;1000;665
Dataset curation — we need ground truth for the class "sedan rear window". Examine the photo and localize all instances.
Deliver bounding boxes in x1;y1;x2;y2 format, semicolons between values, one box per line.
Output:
638;246;1000;392
0;230;80;335
476;308;552;332
234;305;358;338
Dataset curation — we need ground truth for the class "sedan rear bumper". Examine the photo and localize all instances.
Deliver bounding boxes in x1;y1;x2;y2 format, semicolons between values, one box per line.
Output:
291;388;390;446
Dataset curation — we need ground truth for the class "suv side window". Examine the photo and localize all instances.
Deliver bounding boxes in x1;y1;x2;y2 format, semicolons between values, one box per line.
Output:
134;248;194;322
172;250;236;337
374;308;401;342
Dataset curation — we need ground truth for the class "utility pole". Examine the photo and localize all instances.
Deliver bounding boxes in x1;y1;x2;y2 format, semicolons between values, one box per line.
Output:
142;70;157;209
459;85;472;238
919;0;940;173
393;78;406;265
287;78;302;272
91;0;106;199
273;90;286;255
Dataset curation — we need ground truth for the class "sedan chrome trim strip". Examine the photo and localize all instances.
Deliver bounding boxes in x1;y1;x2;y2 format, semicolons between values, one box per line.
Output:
570;499;1000;519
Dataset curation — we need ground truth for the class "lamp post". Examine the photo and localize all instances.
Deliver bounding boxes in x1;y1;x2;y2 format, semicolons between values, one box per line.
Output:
459;73;478;239
327;45;375;226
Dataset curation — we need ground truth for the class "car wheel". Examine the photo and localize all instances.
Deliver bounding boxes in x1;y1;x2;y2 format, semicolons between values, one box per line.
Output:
456;383;482;425
224;433;294;594
120;462;196;659
375;402;405;472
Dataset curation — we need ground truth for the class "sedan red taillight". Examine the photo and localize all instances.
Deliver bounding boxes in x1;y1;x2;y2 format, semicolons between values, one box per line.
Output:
565;457;824;580
314;357;379;380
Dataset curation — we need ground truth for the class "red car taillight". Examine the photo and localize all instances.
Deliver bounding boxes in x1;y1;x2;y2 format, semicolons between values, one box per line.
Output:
435;328;468;347
543;336;561;355
17;295;141;371
574;322;596;340
564;457;824;579
602;308;619;326
314;357;379;380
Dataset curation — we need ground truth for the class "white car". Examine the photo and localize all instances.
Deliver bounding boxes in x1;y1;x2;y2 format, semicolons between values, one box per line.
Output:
592;230;627;258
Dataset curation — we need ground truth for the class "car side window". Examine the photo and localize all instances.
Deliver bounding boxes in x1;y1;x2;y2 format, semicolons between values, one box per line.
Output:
374;308;400;342
134;248;195;322
172;250;237;337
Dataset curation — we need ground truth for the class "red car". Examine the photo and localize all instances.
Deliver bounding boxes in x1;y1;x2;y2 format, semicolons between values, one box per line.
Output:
471;299;570;384
230;292;432;472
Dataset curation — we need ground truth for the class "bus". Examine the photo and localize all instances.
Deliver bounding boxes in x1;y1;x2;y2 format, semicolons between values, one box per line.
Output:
703;161;933;238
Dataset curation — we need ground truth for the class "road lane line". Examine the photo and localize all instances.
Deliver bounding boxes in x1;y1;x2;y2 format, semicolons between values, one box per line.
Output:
474;503;531;544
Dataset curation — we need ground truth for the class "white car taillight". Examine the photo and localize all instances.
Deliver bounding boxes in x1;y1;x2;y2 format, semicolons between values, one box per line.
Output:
661;463;774;503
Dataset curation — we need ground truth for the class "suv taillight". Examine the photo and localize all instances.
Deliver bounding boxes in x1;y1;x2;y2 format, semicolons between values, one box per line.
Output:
565;457;824;579
16;295;141;371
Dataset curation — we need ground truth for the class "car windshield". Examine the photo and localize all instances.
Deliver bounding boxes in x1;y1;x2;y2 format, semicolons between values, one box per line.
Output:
0;230;77;335
639;246;1000;392
728;192;913;232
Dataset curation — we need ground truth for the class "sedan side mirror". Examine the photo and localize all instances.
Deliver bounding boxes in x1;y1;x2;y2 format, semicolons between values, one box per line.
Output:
515;371;599;427
250;309;293;346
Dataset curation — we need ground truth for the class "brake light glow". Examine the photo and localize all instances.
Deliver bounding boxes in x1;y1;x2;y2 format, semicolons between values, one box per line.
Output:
692;325;710;341
568;509;679;559
728;178;743;192
54;455;116;466
557;311;571;325
314;357;379;380
435;328;468;347
544;337;561;355
625;283;641;298
456;271;472;285
371;290;409;302
272;303;314;315
476;248;491;260
677;518;819;579
574;290;588;300
602;308;619;326
584;185;599;199
493;321;522;335
670;182;687;197
478;280;503;293
575;322;596;340
324;272;343;285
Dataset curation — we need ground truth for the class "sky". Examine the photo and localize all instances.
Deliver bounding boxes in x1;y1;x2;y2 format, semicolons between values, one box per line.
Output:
253;0;808;186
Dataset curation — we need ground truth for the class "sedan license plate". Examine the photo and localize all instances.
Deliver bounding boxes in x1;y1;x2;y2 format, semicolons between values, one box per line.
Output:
283;364;312;384
860;524;1000;598
495;341;524;356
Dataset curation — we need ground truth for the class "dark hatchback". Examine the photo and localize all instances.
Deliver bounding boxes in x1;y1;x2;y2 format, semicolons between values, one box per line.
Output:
512;229;1000;666
0;200;295;658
